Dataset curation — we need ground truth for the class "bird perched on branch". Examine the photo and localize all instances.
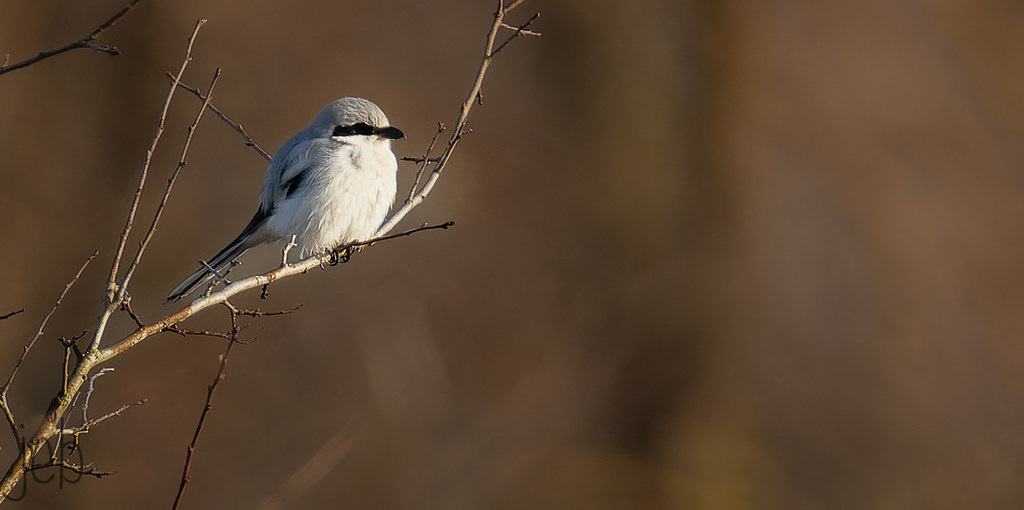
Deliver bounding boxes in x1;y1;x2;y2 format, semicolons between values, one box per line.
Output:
167;97;404;301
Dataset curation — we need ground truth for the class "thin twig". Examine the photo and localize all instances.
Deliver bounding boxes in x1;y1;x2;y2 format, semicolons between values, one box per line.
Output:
0;6;535;500
0;251;98;446
80;369;115;425
169;76;273;162
0;309;24;321
233;306;302;317
406;122;446;201
165;326;235;341
491;12;541;56
347;221;455;251
91;18;207;354
121;296;145;328
79;399;148;430
0;21;207;503
499;22;541;36
58;331;88;395
377;0;537;236
0;0;144;76
172;308;241;510
26;460;113;478
120;68;221;292
503;0;527;12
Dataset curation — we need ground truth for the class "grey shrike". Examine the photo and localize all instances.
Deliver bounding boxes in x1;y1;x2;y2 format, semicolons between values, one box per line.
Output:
167;97;404;301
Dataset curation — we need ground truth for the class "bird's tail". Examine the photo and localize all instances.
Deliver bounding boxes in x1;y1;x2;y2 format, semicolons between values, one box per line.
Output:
166;234;252;302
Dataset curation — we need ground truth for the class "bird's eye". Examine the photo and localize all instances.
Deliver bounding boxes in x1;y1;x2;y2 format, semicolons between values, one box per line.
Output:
333;122;375;137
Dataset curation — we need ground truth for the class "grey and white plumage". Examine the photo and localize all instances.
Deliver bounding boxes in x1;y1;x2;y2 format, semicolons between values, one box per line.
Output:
167;97;404;301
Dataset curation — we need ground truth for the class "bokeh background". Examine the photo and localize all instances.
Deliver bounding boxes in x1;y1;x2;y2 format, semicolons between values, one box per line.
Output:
2;0;1024;508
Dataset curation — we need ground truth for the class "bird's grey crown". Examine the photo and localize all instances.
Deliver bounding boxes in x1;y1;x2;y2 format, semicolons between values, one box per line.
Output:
310;97;391;138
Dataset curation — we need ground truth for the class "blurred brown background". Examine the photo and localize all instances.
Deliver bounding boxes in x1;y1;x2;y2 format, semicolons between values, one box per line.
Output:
2;0;1024;508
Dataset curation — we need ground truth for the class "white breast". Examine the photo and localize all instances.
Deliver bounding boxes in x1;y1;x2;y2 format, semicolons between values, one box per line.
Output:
265;141;398;257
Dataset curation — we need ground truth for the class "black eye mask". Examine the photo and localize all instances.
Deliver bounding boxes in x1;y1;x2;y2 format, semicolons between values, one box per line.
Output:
333;123;405;139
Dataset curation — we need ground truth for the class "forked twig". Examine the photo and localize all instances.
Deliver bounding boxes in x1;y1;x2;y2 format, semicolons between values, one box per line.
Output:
492;12;541;56
404;122;446;201
0;20;208;503
376;0;538;236
90;18;207;354
0;1;539;502
120;68;222;292
170;76;273;162
0;251;98;446
0;0;144;76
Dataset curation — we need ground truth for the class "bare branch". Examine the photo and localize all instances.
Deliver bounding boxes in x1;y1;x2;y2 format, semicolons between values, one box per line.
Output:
0;251;98;446
377;0;538;236
346;221;455;251
170;76;273;162
58;331;89;395
500;22;541;37
0;309;24;321
405;122;446;201
80;369;115;425
232;306;302;318
0;21;207;502
120;68;221;292
91;18;207;354
0;5;535;500
121;296;146;328
79;398;148;431
281;235;298;267
98;220;452;363
165;326;235;341
173;311;241;510
0;0;144;76
26;460;113;479
503;0;528;12
492;12;541;57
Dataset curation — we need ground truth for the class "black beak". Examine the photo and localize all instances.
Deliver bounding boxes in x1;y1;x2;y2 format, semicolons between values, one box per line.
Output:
375;126;405;139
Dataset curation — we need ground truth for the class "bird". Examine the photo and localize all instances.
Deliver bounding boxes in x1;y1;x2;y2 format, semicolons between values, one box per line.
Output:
167;97;404;301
